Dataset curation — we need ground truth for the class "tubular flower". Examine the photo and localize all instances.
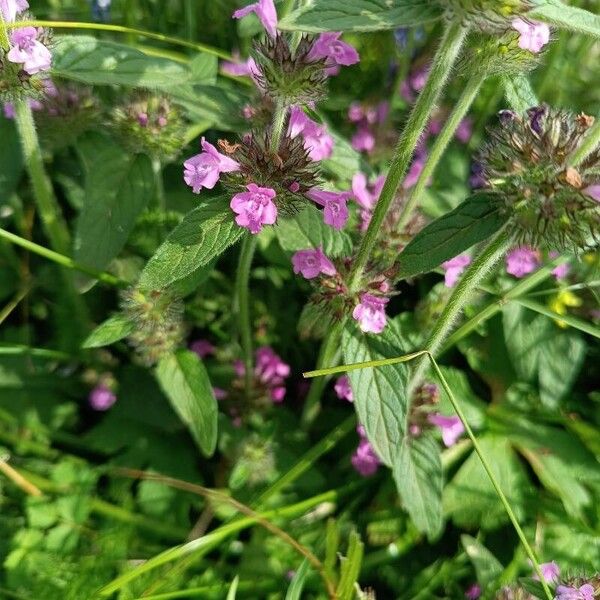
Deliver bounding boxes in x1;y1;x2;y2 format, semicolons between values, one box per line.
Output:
230;183;277;234
292;247;336;279
232;0;277;37
183;137;240;193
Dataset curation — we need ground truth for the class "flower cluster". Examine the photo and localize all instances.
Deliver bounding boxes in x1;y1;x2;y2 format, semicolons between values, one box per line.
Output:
475;106;600;252
348;101;389;154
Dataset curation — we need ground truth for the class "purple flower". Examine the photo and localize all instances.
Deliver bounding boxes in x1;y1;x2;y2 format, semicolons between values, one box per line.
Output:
528;106;547;135
555;584;595;600
255;346;290;402
89;384;117;411
213;387;228;400
535;561;560;583
403;147;427;189
0;0;28;22
233;0;277;37
351;125;375;153
348;102;364;123
307;188;351;230
352;293;389;334
183;137;240;193
352;172;385;231
442;254;471;287
230;183;278;234
288;106;334;161
351;438;380;476
456;117;473;144
583;184;600;202
220;55;259;79
292;247;336;279
465;584;481;600
427;413;465;447
506;246;541;278
8;27;52;75
512;18;551;53
308;32;359;75
190;339;216;359
334;375;353;402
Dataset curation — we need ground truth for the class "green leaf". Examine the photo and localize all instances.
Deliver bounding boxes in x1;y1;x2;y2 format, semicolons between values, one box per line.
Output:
502;73;539;112
74;133;154;272
531;0;600;39
285;559;310;600
519;578;551;599
82;314;134;349
226;575;239;600
139;197;244;290
336;530;364;600
461;535;503;588
398;193;507;278
276;205;353;257
155;350;218;457
280;0;442;32
52;35;216;87
342;321;409;467
0;117;23;203
394;434;443;540
321;131;362;184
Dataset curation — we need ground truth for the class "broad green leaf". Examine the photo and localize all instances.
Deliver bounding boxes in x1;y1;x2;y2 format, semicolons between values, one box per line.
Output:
342;321;409;467
155;350;218;456
531;0;600;39
139;197;244;290
82;314;134;349
544;520;600;572
502;73;539;112
394;434;443;540
461;535;503;588
336;531;364;600
322;131;362;184
397;193;507;278
52;35;216;88
0;117;23;203
280;0;442;32
74;133;154;272
285;559;310;600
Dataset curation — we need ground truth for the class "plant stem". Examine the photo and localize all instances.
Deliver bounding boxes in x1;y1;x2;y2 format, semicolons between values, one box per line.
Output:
0;227;127;287
235;234;257;397
13;101;71;255
568;113;600;166
396;70;487;231
347;21;469;291
410;227;513;390
270;100;288;153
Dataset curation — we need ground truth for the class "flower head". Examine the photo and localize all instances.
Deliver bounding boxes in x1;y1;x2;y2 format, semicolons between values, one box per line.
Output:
352;293;389;334
255;346;290;403
307;188;351;230
427;413;465;447
233;0;277;37
442;254;471;287
506;246;540;278
292;247;336;279
89;384;117;411
334;375;353;402
351;438;380;476
288;106;334;161
8;27;52;75
511;18;551;53
184;137;240;193
230;183;277;234
307;32;359;75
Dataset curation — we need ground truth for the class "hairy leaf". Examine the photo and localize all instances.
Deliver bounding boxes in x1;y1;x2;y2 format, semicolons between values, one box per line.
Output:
82;314;134;349
531;0;600;38
502;73;539;113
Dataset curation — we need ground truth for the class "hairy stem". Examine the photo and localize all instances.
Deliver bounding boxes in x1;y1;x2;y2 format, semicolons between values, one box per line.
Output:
347;21;469;291
270;100;288;153
396;70;487;231
235;234;258;397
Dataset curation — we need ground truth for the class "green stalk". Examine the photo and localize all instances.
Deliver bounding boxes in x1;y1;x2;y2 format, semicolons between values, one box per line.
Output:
0;227;127;287
410;227;513;390
396;70;487;231
13;101;71;255
235;234;258;397
347;21;469;291
270;100;288;153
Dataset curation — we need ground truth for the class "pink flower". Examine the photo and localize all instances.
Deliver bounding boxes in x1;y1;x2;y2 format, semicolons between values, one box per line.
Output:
583;184;600;202
190;339;215;359
0;0;28;22
352;293;389;334
427;413;465;447
213;387;228;400
230;183;277;234
351;125;375;153
351;438;380;476
348;102;364;123
183;137;240;193
555;584;595;600
442;254;471;287
334;375;353;402
403;147;427;189
220;56;259;78
307;188;351;230
8;27;52;75
288;106;334;161
292;247;336;279
89;384;117;411
255;346;290;403
465;584;481;600
535;561;560;583
512;18;551;53
308;32;359;75
549;253;570;280
352;172;385;230
506;246;541;278
456;117;473;144
233;0;277;37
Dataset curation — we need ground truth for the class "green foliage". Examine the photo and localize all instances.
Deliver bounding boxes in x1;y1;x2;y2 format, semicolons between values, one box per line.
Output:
82;313;135;348
531;0;600;38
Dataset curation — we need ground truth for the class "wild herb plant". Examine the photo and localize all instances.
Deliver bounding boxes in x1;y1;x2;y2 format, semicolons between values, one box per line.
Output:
0;0;599;598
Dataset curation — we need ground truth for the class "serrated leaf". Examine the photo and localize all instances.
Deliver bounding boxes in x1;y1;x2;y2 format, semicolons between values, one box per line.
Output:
139;197;244;290
74;133;154;272
52;35;216;87
531;0;600;39
280;0;442;33
394;434;443;540
276;204;353;257
398;193;507;278
461;535;503;588
82;314;134;349
155;350;218;457
342;321;409;467
502;73;539;112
